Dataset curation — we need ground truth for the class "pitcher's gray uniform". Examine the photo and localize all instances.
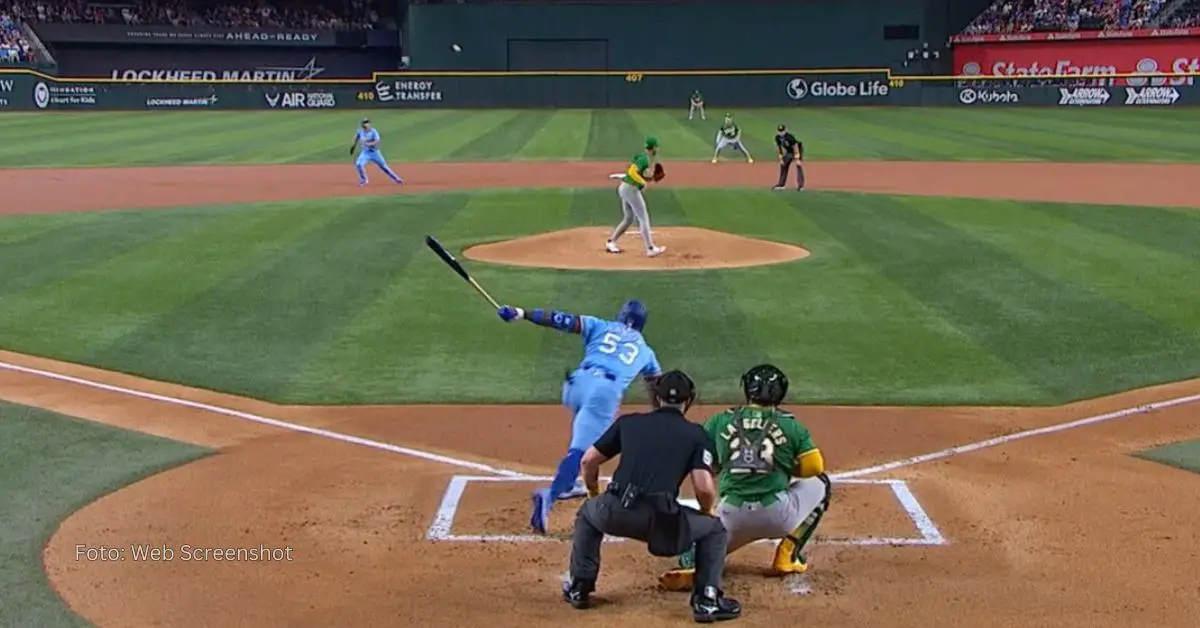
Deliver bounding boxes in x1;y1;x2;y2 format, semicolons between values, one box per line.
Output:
606;136;665;258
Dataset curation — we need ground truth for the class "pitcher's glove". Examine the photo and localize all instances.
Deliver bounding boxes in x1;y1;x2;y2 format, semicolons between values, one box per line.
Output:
651;163;666;182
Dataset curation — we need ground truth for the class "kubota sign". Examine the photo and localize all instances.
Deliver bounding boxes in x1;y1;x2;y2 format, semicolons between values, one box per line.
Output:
953;37;1200;85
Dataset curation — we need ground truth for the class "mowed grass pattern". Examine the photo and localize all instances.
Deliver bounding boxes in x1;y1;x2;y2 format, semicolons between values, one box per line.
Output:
1;108;1199;166
0;189;1195;405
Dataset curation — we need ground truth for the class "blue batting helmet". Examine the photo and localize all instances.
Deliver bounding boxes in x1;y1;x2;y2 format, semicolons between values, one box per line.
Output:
617;299;648;331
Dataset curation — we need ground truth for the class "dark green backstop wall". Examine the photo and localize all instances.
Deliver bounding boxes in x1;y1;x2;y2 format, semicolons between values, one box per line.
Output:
406;0;931;71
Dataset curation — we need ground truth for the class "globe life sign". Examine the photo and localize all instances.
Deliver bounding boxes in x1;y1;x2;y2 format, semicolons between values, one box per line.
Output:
786;77;891;101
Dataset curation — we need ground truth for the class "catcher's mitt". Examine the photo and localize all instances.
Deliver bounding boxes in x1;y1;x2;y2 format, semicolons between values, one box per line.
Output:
651;163;666;182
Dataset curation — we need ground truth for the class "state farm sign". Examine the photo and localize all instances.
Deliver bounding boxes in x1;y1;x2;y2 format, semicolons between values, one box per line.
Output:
953;37;1200;85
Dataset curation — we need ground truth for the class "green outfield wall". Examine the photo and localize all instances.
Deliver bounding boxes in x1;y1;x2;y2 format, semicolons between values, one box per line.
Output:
2;69;1198;110
406;0;937;72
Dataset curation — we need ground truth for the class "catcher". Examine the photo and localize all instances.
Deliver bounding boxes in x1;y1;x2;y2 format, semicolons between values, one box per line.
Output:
711;113;753;164
606;136;666;258
659;364;832;592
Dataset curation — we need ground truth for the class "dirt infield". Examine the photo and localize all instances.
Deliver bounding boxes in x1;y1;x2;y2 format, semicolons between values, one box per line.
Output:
0;160;1197;627
464;226;811;270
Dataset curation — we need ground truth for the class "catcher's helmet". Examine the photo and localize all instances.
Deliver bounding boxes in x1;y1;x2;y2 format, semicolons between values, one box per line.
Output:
617;299;648;331
742;364;788;406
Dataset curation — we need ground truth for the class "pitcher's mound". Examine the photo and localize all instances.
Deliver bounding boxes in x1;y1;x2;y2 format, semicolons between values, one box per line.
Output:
463;227;810;271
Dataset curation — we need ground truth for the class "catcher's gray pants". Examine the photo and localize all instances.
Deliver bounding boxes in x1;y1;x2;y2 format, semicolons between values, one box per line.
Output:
715;477;829;553
689;101;705;119
610;182;657;249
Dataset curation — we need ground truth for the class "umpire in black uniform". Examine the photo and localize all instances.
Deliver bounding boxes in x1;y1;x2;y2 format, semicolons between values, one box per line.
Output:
563;370;741;623
773;124;805;191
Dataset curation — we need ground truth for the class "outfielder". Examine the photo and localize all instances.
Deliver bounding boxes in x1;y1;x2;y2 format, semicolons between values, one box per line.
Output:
350;118;403;186
711;113;753;164
494;299;663;535
658;364;832;591
606;136;666;257
688;89;706;120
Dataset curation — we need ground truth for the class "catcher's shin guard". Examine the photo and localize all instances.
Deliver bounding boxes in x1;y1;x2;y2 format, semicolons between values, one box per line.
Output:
773;475;832;574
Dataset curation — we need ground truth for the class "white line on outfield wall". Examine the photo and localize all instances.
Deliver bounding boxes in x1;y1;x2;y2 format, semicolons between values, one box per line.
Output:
0;360;530;479
0;359;1196;482
831;393;1200;479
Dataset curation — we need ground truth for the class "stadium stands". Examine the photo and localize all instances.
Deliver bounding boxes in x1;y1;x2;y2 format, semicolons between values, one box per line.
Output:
1163;0;1200;26
962;0;1172;34
1;11;30;62
3;0;380;30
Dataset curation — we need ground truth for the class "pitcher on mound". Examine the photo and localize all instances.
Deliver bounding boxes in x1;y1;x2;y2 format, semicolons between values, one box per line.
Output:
606;136;666;258
658;364;832;591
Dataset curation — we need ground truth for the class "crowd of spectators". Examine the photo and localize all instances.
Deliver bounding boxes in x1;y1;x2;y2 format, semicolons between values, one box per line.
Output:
1;12;32;62
4;0;379;30
1161;0;1200;26
962;0;1173;34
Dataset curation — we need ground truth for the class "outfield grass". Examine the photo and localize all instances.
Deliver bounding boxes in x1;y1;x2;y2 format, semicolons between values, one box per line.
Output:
1;108;1199;166
1136;440;1200;475
0;402;210;628
0;188;1195;405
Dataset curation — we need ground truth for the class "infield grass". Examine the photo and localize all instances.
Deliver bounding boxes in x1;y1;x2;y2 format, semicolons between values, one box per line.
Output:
0;402;209;628
0;188;1195;405
0;108;1198;166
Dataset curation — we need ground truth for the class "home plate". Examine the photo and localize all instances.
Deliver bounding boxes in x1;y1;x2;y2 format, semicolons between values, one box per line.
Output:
785;573;813;595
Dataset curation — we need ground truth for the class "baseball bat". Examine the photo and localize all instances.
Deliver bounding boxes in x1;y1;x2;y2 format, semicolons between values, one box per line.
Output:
424;235;501;309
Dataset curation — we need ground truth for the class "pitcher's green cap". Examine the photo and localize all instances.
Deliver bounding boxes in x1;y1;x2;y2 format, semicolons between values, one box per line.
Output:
645;136;659;149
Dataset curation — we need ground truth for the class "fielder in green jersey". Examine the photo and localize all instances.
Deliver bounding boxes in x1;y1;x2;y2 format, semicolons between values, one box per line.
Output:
712;113;753;163
607;136;665;257
689;89;706;120
659;364;832;592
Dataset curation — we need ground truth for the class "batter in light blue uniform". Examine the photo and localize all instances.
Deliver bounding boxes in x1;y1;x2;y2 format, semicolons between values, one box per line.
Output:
497;299;663;534
351;118;403;186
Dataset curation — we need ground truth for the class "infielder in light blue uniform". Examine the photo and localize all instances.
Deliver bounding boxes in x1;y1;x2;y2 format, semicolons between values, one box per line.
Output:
350;118;403;186
496;299;663;534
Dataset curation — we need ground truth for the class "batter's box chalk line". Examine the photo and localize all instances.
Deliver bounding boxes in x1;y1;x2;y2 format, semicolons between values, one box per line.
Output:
425;475;946;547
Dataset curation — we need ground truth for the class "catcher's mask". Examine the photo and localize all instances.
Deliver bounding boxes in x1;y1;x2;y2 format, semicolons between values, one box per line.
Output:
617;299;648;331
742;363;788;406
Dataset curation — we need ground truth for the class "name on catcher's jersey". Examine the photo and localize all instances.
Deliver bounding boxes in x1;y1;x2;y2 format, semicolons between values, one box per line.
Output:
703;406;816;503
579;315;662;389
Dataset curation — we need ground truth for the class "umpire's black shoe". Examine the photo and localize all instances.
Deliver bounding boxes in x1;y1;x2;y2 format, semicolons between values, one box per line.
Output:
562;578;595;610
691;586;741;623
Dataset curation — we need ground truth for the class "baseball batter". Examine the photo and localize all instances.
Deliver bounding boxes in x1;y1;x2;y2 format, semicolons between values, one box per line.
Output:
606;136;666;257
688;89;706;120
495;299;663;535
711;113;753;164
658;364;832;591
350;118;403;186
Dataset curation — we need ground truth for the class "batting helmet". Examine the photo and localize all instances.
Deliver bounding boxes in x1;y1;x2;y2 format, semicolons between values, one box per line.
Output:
617;299;648;331
741;364;788;406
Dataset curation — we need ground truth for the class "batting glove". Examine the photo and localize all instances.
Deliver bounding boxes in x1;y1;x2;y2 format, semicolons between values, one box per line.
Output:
497;305;524;322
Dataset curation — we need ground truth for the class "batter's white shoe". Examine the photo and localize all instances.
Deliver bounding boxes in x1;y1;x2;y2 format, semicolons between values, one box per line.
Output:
646;245;666;257
605;240;622;254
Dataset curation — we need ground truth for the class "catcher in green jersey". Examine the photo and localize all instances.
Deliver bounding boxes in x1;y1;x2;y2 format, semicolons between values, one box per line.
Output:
711;113;753;164
689;89;706;120
659;364;832;592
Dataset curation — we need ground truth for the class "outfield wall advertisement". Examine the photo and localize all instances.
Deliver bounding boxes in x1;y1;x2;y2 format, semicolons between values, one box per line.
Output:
1;71;1198;110
951;35;1200;86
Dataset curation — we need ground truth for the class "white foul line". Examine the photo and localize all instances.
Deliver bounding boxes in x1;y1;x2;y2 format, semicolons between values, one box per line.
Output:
831;393;1200;480
0;360;531;479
